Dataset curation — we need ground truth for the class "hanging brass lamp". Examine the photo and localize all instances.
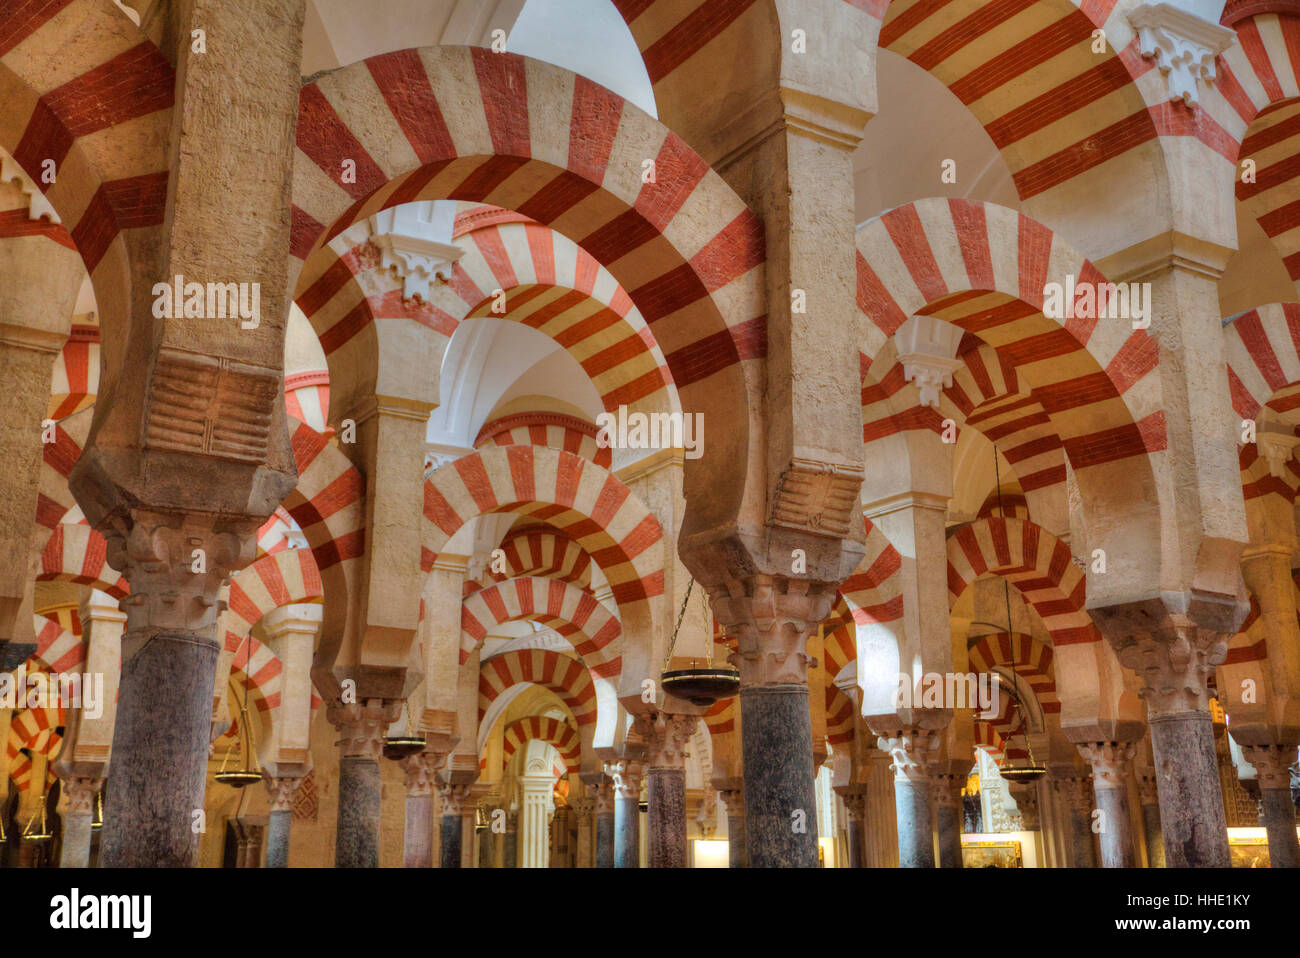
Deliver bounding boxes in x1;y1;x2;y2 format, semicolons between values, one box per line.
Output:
659;578;740;707
21;793;53;843
991;445;1046;787
215;671;263;788
383;699;426;760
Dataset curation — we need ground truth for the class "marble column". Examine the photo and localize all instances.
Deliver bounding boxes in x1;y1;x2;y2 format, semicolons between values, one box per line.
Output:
438;783;471;868
400;753;440;868
262;776;301;869
610;761;643;868
1100;621;1232;867
639;712;695;869
1077;741;1138;867
550;804;575;867
931;771;965;869
503;811;519;869
719;787;748;868
574;797;595;868
1136;770;1164;868
711;576;833;868
877;728;939;867
1240;744;1300;868
1052;773;1098;868
330;700;399;868
1008;781;1041;831
592;781;615;868
58;777;103;868
841;791;865;868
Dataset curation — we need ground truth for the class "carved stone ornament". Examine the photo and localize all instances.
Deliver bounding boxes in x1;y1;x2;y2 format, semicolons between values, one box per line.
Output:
264;775;303;813
327;699;402;762
874;727;940;785
1128;2;1235;106
1240;743;1299;791
769;457;865;537
606;760;643;800
63;777;104;816
1076;741;1136;790
710;575;836;686
438;783;473;816
635;711;697;769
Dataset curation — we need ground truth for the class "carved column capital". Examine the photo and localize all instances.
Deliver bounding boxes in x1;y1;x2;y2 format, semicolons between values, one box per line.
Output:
1007;781;1040;830
930;771;965;810
1076;741;1137;790
874;728;940;785
1135;769;1159;806
1109;625;1229;717
263;775;303;813
327;699;402;762
401;750;450;796
590;781;615;815
708;575;836;687
718;787;745;816
437;783;473;816
606;760;643;799
1050;772;1094;814
573;796;596;824
634;711;697;769
62;776;104;816
1239;743;1299;791
104;508;260;650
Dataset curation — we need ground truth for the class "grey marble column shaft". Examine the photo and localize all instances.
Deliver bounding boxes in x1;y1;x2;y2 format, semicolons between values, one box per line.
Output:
741;685;818;867
647;767;686;868
1259;787;1300;868
1093;785;1135;867
1148;713;1229;867
60;809;94;868
614;795;639;868
846;817;863;868
440;813;462;868
1068;806;1098;868
894;776;934;867
935;803;963;868
336;756;382;868
728;810;748;868
265;809;292;868
1140;800;1164;868
101;632;218;867
595;811;614;867
403;793;433;868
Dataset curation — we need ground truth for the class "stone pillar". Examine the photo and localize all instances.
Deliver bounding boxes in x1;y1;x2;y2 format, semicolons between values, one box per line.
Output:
329;700;399;868
503;810;519;869
611;761;643;868
574;797;594;868
478;807;498;868
1136;769;1164;868
1008;781;1041;830
638;712;695;868
58;777;103;868
592;781;615;868
863;751;900;867
719;787;748;868
400;753;441;868
1052;773;1098;868
1077;742;1138;868
876;728;939;867
710;576;833;868
1105;625;1232;867
931;770;965;869
519;774;553;868
437;783;471;868
1240;744;1299;868
262;776;301;869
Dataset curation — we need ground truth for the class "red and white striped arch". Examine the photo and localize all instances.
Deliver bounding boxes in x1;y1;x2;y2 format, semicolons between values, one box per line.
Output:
48;323;99;421
26;617;82;675
0;0;173;347
475;411;610;469
1223;303;1300;504
857;199;1163;471
423;445;663;609
973;689;1026;765
291;47;764;404
966;631;1060;715
500;715;581;776
470;525;594;593
866;1;1238;200
38;521;128;598
285;369;330;433
461;576;622;678
478;648;598;730
839;516;904;633
37;414;88;532
947;516;1096;648
1218;13;1300;288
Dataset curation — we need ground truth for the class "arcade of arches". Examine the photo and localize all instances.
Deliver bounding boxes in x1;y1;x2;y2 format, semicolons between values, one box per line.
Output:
3;0;1300;870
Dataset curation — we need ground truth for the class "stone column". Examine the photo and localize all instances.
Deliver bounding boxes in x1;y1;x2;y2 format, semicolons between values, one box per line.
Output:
573;797;595;868
263;776;301;869
329;699;399;868
711;576;834;868
843;791;866;868
931;770;965;868
1136;769;1165;867
1076;742;1138;868
592;781;615;868
503;810;519;869
437;783;471;868
1008;781;1041;831
1051;772;1098;868
58;777;103;868
519;774;554;868
1105;624;1232;867
719;787;748;868
638;712;695;868
400;753;441;868
611;761;643;868
478;807;498;868
876;728;939;867
1240;744;1299;868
